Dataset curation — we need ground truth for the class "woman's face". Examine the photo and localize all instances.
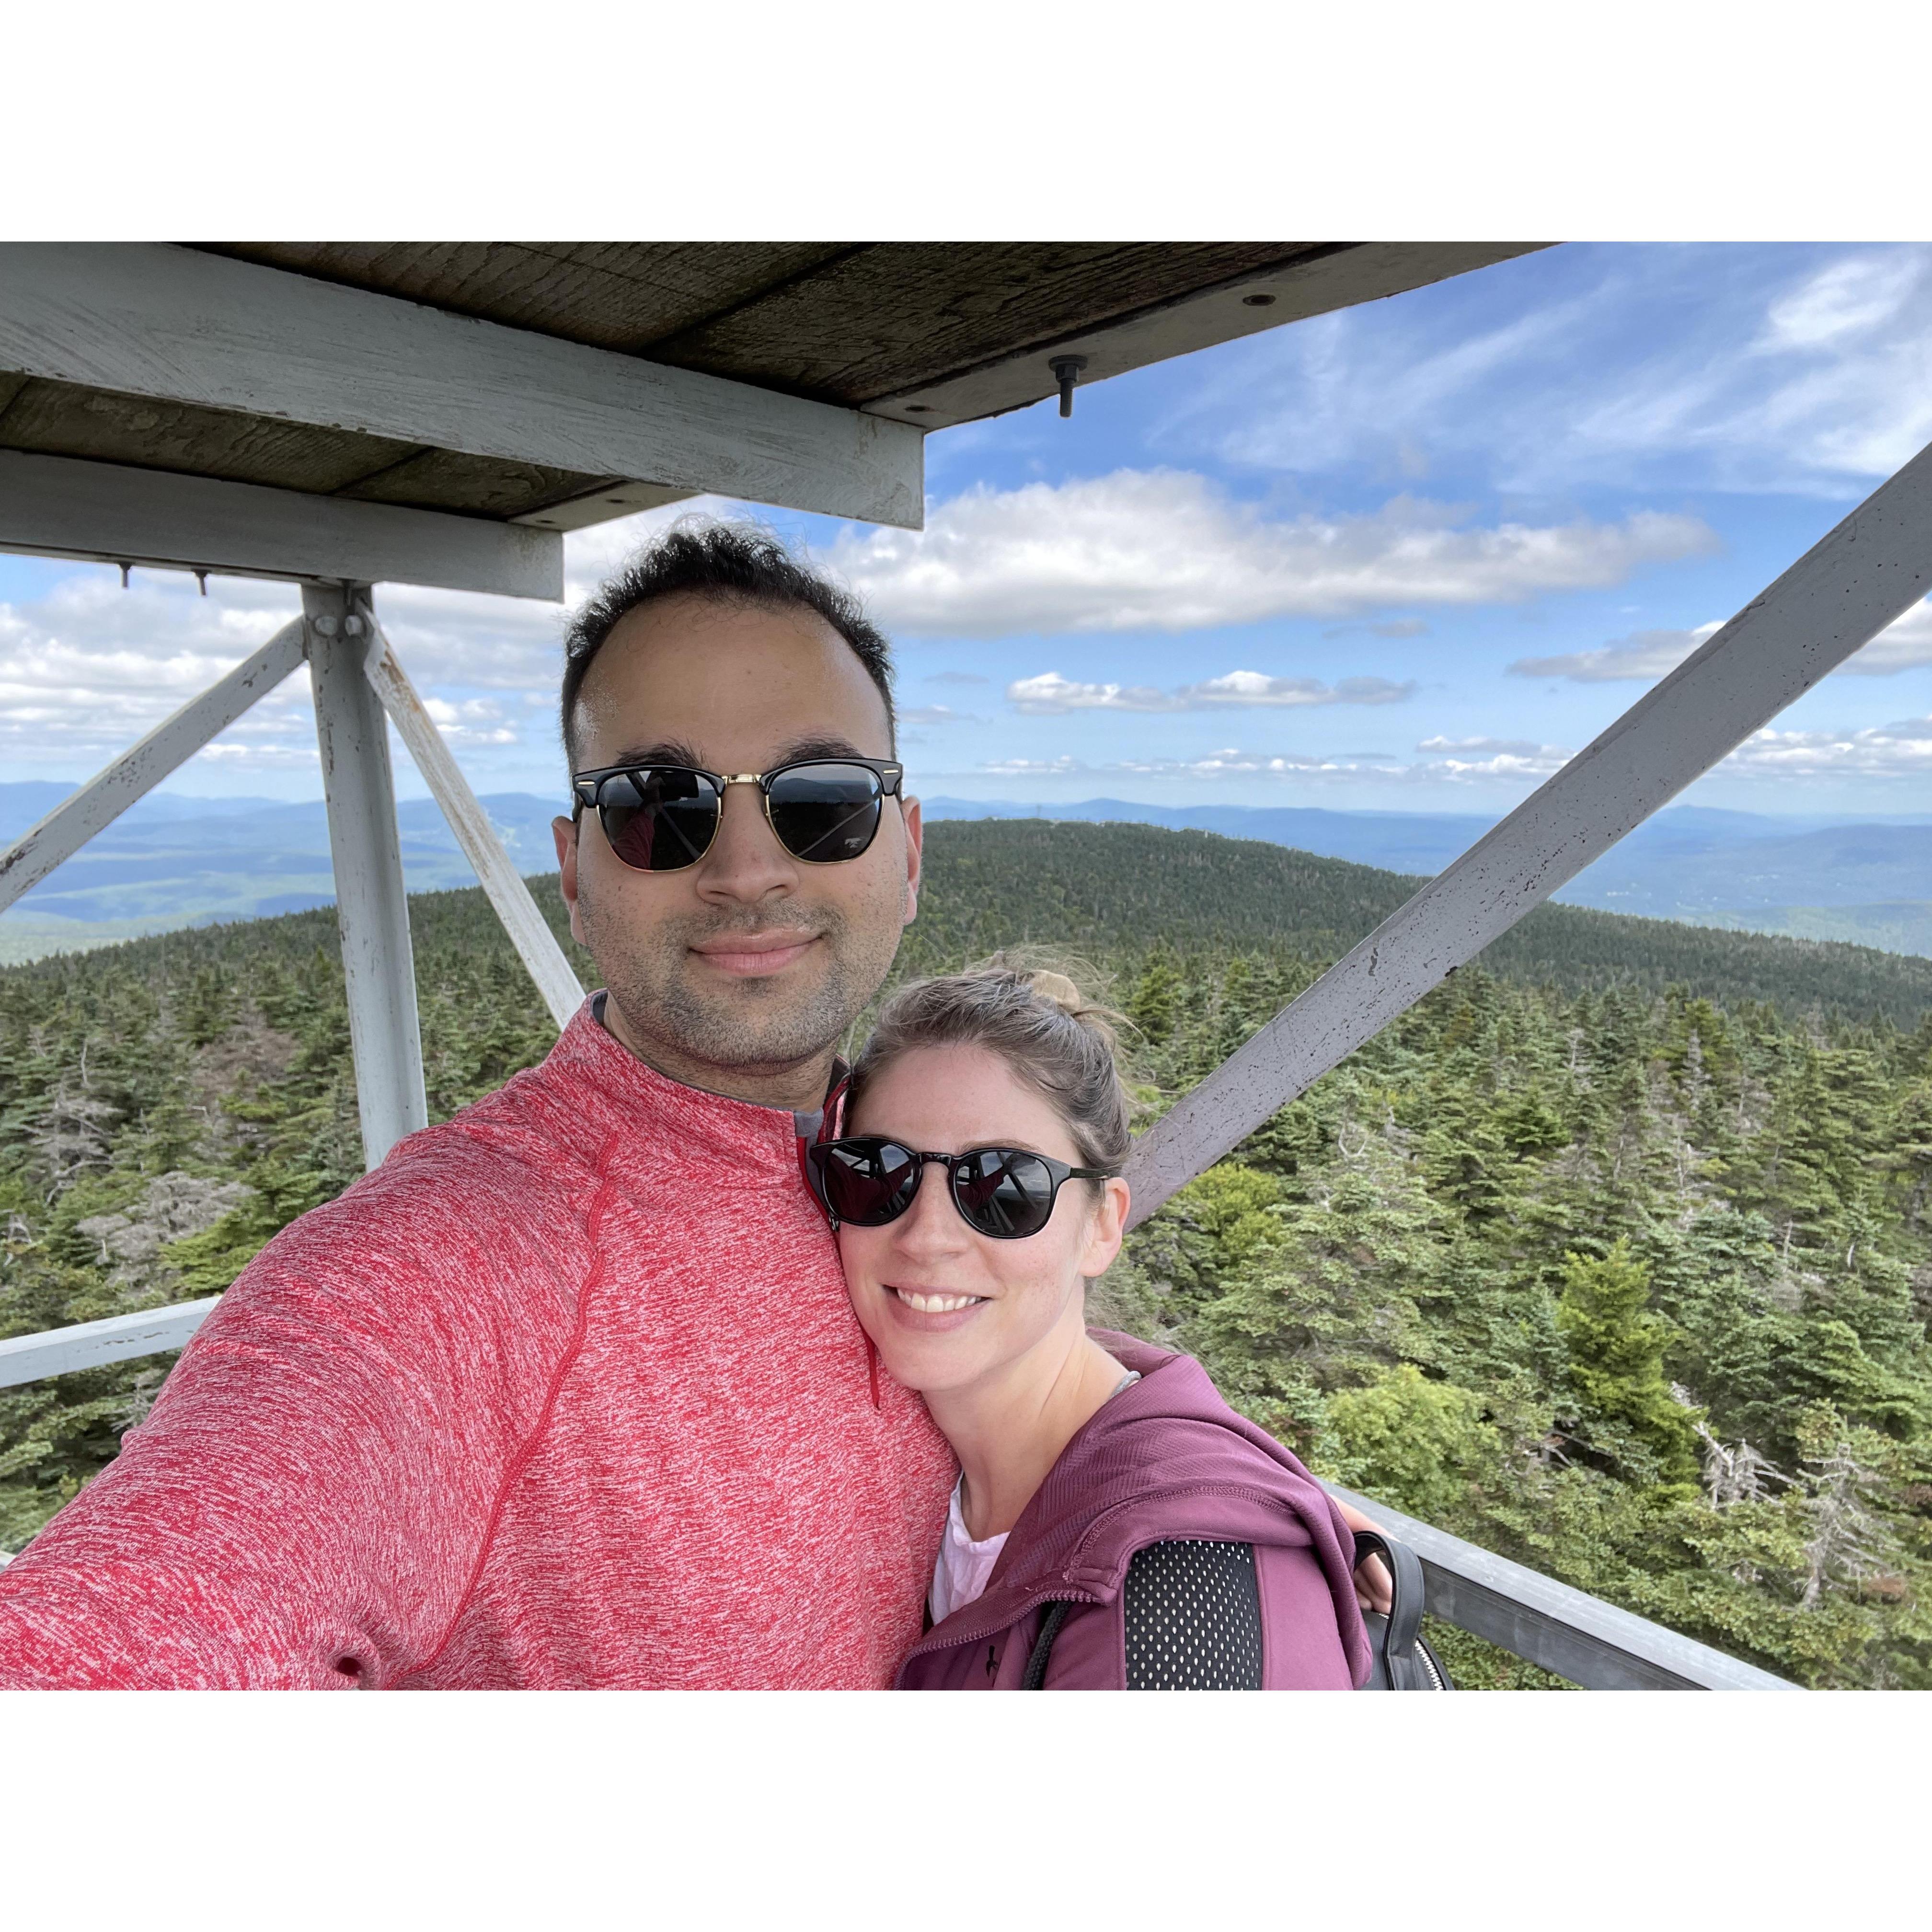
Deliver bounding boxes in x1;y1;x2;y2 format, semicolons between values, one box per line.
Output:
836;1043;1128;1397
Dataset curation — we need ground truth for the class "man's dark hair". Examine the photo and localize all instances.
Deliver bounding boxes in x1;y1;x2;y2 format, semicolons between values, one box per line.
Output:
560;521;896;766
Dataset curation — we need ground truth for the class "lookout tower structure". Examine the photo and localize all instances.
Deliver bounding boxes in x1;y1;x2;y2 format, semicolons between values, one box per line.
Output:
6;241;1928;1689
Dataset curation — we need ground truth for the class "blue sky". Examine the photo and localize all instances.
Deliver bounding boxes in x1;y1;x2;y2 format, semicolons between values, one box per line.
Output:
6;242;1932;816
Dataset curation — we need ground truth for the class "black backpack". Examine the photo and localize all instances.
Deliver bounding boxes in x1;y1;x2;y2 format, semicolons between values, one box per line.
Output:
1017;1529;1455;1689
1351;1530;1454;1690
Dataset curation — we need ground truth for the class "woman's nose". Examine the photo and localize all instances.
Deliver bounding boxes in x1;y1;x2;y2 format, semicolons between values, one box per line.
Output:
888;1162;970;1254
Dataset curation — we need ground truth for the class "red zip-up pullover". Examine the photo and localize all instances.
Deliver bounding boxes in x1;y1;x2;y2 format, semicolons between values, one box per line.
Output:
0;1004;956;1688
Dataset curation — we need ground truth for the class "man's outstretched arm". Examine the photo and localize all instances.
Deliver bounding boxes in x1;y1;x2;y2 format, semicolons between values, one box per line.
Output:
0;1148;588;1688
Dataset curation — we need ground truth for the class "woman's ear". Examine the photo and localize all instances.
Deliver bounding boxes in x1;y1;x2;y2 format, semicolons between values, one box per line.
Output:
1078;1176;1129;1281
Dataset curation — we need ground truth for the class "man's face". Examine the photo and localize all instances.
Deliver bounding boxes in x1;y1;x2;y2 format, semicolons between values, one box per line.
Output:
553;593;920;1102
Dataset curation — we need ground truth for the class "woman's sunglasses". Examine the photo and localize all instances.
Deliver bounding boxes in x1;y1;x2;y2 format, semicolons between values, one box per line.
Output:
804;1137;1119;1241
572;758;903;873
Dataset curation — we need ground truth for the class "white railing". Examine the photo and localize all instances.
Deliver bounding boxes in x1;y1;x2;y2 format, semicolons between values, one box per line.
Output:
0;1302;1797;1687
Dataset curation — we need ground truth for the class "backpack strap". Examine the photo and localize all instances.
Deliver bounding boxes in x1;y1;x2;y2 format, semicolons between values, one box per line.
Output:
1021;1601;1072;1688
1349;1529;1426;1662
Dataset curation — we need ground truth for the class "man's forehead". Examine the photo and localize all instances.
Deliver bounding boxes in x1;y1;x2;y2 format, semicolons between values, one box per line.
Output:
574;593;892;761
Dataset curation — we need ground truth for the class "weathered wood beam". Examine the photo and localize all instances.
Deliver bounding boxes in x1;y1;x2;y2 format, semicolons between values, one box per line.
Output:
864;243;1549;429
0;244;924;529
0;619;307;916
1126;437;1932;1224
360;607;585;1031
0;449;564;599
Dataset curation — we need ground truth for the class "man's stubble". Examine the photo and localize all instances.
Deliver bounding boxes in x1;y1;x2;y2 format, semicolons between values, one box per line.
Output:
577;866;910;1082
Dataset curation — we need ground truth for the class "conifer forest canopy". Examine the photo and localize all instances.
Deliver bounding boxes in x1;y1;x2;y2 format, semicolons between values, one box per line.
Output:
5;821;1931;1688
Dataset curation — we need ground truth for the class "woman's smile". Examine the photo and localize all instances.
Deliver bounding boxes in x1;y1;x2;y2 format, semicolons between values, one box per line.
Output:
883;1284;990;1323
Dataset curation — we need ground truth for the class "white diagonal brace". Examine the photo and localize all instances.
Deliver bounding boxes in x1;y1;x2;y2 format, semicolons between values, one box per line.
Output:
0;244;924;529
1125;439;1932;1226
359;607;586;1031
0;618;306;915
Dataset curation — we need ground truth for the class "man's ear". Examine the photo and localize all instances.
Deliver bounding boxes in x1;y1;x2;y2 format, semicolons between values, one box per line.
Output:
900;794;923;929
553;814;586;947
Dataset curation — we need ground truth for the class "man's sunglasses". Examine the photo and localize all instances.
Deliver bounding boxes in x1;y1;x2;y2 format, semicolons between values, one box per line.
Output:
572;758;904;873
804;1137;1119;1242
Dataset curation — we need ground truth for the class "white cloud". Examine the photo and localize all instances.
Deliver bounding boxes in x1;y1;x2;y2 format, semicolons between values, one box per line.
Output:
1509;622;1723;682
1418;735;1560;759
1760;254;1926;352
1007;667;1414;714
1179;670;1414;707
825;471;1715;637
1194;245;1932;500
898;704;982;726
1840;597;1932;674
961;741;1572;787
422;696;518;746
1720;715;1932;780
0;571;314;768
0;497;722;773
1511;596;1932;684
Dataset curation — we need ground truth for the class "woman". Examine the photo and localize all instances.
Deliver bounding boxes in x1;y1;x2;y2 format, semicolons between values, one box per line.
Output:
806;966;1375;1690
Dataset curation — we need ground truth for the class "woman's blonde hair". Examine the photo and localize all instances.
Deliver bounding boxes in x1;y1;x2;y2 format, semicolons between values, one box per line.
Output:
844;953;1132;1175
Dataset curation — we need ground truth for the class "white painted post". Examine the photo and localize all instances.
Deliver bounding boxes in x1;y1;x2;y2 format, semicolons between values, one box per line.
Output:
358;599;585;1031
306;584;428;1168
0;619;306;915
1126;437;1932;1225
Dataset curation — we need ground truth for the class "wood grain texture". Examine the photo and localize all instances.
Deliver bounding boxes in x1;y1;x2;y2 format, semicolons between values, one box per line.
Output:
864;243;1549;428
642;242;1324;402
0;450;563;598
197;242;860;355
0;245;925;527
0;377;423;494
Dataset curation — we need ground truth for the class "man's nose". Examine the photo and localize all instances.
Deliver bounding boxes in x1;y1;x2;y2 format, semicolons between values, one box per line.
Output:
695;780;797;905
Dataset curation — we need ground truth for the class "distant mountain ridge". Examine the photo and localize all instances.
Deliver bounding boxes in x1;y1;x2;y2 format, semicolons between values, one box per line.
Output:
3;782;1929;964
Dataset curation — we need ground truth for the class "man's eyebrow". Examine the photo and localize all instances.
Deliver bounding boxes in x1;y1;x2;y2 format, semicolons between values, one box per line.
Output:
593;734;880;774
601;738;707;770
771;735;872;766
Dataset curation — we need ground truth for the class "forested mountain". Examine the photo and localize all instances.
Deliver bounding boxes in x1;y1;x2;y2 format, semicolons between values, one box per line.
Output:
4;820;1930;1687
11;779;1932;964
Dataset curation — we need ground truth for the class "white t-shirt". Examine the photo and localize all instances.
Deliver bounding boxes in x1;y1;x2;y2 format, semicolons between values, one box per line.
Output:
929;1478;1007;1626
927;1371;1141;1625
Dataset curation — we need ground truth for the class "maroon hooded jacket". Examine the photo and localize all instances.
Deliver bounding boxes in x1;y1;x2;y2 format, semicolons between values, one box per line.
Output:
896;1333;1372;1690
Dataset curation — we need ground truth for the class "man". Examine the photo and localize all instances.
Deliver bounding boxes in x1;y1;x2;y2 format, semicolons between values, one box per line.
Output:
0;524;956;1688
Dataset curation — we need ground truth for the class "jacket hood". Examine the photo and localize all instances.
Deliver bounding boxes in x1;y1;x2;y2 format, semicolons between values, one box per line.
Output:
905;1330;1370;1682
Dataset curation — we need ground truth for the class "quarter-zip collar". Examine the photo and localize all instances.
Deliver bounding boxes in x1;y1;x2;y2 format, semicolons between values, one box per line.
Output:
530;996;839;1180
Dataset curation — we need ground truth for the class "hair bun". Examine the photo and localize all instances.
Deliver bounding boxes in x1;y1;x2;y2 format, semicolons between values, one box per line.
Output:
1024;969;1084;1013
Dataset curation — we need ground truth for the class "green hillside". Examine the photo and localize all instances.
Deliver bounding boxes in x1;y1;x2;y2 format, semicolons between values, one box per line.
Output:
4;818;1931;1688
905;820;1932;1024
